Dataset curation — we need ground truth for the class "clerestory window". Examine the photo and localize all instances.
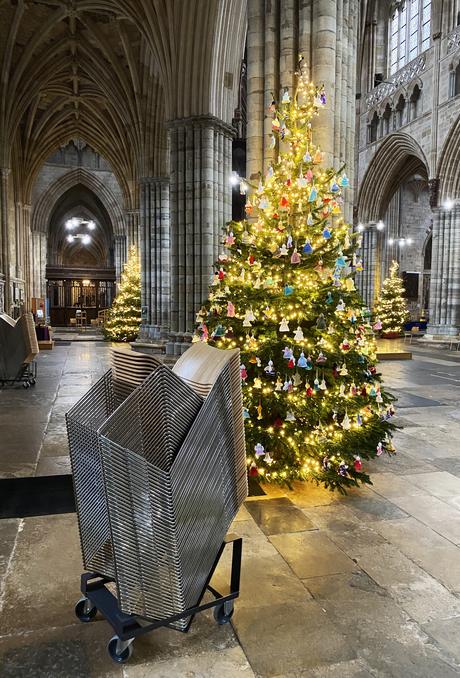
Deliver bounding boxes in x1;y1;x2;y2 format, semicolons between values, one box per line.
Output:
389;0;431;75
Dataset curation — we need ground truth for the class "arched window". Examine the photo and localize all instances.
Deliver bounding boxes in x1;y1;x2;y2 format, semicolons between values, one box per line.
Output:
395;94;406;126
382;103;393;135
410;84;421;119
390;1;431;75
369;111;379;142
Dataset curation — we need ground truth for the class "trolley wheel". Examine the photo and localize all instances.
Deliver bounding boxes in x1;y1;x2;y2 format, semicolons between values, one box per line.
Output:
107;636;133;664
213;601;234;625
30;378;36;386
74;597;97;622
23;382;30;389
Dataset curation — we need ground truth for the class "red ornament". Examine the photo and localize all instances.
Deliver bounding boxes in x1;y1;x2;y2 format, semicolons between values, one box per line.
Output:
273;212;279;219
288;358;295;369
273;417;284;429
218;267;225;281
245;203;253;215
248;255;255;265
361;386;367;396
306;386;314;397
286;178;292;186
354;457;363;472
240;366;248;380
279;196;289;208
249;464;259;477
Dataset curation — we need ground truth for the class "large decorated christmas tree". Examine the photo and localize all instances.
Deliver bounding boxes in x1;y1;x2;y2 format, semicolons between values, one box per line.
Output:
104;246;141;342
195;64;396;492
374;261;410;337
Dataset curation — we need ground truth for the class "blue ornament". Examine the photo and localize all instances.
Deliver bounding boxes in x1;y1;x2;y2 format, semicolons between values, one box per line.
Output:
336;255;346;267
297;352;308;368
331;182;340;193
320;92;327;105
243;408;250;419
356;414;363;427
308;187;317;202
326;292;333;305
283;346;294;359
303;241;313;255
340;174;349;187
213;324;225;337
304;152;312;163
284;284;294;296
357;354;365;364
323;228;332;239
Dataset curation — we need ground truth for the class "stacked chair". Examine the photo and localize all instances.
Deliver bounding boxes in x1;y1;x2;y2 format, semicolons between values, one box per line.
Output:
66;342;247;661
0;312;39;387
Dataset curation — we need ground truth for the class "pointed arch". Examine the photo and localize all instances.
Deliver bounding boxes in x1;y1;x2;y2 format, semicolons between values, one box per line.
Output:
437;112;460;201
358;133;429;222
31;168;126;237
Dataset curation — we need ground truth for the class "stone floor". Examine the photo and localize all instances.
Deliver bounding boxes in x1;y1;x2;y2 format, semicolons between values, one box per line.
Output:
1;343;460;676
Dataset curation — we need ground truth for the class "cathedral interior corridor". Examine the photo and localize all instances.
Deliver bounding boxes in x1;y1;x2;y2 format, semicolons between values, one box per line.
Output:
2;1;460;676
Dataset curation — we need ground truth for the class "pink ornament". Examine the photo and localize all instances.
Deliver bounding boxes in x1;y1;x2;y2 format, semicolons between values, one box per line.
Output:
291;249;301;264
227;302;235;317
354;456;362;472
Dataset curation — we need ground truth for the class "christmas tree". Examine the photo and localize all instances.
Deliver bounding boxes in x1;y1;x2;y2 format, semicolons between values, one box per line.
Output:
103;246;141;342
373;261;410;337
195;63;396;492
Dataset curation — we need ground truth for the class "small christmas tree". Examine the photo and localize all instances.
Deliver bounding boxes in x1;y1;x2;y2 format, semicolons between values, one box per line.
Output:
195;62;396;493
374;261;410;337
104;246;141;342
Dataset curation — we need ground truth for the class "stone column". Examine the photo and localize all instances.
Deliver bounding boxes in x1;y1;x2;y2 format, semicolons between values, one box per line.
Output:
126;209;140;249
168;115;234;335
427;207;460;335
246;0;359;214
31;230;47;300
22;204;32;307
139;177;170;338
114;235;127;281
355;226;378;307
0;169;11;312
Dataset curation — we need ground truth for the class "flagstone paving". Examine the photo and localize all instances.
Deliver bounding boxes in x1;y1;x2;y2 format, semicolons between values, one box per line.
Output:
1;342;460;676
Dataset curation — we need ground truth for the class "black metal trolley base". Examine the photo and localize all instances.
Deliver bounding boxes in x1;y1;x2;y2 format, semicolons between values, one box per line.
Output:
75;535;243;664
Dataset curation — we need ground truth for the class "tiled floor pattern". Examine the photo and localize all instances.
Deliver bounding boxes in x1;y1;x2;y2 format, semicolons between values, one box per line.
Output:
1;343;460;675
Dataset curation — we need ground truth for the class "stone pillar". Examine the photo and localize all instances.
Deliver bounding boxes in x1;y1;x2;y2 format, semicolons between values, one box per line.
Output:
31;231;47;299
0;169;11;312
125;209;140;249
246;0;359;214
168;115;234;334
22;204;32;307
114;235;127;281
139;177;170;338
355;226;378;307
427;207;460;335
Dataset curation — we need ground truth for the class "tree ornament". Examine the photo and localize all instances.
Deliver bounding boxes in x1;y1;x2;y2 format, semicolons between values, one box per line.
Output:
303;241;313;254
279;318;290;332
316;314;327;330
307;213;314;225
253;377;262;389
285;411;296;422
306;383;314;397
218;267;225;281
340;174;349;187
339;384;346;397
320;378;327;390
376;442;384;456
339;363;348;376
257;402;263;420
316;352;327;364
373;319;382;331
279;243;289;256
291;249;301;264
240;364;247;381
227;301;235;317
264;360;276;375
293;326;304;341
288;357;296;369
282;378;290;391
239;181;248;195
249;463;259;477
313;149;323;164
331;181;340;193
282;88;290;103
272;117;280;132
341;411;351;430
336;298;346;311
322;227;332;239
225;231;235;246
341;338;350;351
313;375;320;391
267;165;274;178
283;346;294;359
303;151;312;163
254;443;265;457
338;462;349;476
259;196;270;209
293;372;302;387
297;352;308;368
279;195;289;209
356;414;363;427
243;407;250;420
326;292;333;305
264;452;274;465
284;284;294;296
308;187;317;202
275;377;283;391
243;312;252;327
244;200;253;215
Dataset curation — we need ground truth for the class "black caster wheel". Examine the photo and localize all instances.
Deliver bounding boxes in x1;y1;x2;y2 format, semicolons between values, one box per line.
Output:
23;382;30;388
213;601;234;625
30;379;36;386
107;636;133;664
75;597;97;622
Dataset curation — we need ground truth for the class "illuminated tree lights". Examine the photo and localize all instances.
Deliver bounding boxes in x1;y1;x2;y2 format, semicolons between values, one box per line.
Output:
374;261;410;337
103;246;141;342
195;67;396;492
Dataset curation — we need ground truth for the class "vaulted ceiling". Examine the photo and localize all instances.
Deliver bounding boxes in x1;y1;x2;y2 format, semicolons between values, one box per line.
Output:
0;0;247;205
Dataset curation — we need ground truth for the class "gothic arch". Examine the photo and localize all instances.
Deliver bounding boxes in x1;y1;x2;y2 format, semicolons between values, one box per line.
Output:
358;132;429;222
31;168;126;237
437;112;460;200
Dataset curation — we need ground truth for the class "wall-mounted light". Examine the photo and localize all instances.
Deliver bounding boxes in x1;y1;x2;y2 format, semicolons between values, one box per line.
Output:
376;220;385;231
357;222;365;232
229;171;240;186
388;238;394;245
443;199;454;210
